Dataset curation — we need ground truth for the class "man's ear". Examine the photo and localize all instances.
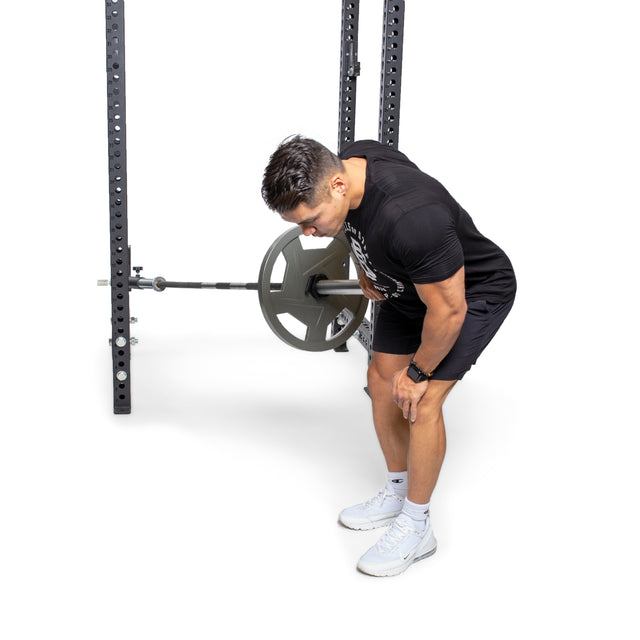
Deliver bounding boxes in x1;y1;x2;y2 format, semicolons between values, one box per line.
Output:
329;174;348;196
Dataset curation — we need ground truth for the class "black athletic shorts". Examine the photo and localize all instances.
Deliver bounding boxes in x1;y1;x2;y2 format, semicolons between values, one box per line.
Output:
371;298;515;380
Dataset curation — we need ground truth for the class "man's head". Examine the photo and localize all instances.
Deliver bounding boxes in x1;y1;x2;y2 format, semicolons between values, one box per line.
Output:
261;135;350;238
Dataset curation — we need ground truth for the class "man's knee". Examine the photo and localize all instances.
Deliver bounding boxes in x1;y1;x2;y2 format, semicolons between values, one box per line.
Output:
367;352;412;389
413;380;458;424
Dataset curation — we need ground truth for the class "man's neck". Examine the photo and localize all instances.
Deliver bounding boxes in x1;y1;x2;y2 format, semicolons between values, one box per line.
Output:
342;157;367;209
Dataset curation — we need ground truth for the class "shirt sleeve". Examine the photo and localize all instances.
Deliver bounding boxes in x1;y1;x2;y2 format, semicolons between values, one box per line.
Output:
389;204;464;283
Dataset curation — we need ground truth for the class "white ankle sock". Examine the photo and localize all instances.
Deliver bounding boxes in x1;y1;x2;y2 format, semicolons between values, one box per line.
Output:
402;498;430;532
385;471;408;497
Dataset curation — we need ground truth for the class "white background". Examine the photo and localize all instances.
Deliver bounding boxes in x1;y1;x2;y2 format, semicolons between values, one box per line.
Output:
1;0;639;638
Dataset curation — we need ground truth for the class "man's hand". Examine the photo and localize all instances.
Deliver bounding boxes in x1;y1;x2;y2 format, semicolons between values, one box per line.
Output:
359;272;385;301
392;367;429;423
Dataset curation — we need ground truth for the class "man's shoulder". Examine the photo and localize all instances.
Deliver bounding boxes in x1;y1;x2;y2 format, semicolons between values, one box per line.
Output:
339;139;384;159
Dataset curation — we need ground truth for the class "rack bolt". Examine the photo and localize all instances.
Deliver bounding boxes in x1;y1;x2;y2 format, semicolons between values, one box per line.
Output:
116;370;128;382
115;336;127;348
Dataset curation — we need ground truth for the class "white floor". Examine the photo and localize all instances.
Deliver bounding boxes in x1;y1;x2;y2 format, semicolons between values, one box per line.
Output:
2;286;638;639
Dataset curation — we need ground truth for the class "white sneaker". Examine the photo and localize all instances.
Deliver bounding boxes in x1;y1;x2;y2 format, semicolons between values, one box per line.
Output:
338;489;404;530
356;513;437;577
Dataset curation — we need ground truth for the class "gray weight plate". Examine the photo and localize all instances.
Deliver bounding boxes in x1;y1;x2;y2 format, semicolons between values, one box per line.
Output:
258;227;368;351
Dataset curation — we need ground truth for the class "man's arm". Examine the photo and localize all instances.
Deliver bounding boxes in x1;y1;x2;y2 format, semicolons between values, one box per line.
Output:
391;266;467;421
412;266;467;374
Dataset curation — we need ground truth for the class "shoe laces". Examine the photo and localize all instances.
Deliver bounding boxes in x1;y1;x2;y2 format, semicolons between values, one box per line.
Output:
376;515;419;553
361;489;400;510
360;490;386;509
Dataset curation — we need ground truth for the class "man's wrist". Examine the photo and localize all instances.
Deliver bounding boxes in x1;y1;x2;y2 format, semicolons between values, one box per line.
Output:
406;359;432;383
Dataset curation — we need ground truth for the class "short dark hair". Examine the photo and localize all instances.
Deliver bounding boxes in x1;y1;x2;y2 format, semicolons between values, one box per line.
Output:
261;135;344;214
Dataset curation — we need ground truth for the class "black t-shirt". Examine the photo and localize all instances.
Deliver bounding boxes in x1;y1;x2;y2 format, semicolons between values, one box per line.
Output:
340;140;516;317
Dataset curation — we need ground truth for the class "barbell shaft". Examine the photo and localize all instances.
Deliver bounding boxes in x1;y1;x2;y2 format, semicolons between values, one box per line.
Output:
132;277;364;296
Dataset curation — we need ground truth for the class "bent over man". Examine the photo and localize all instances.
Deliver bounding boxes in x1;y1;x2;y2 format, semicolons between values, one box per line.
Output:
261;136;516;577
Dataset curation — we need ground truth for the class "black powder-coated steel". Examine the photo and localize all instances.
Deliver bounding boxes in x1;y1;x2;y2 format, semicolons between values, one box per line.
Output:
378;0;405;148
105;0;131;414
337;0;360;155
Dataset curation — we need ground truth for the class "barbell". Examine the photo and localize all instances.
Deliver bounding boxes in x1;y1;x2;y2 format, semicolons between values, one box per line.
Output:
122;227;369;352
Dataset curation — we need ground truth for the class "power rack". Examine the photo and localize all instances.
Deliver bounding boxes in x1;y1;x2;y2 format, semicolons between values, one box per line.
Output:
102;0;406;414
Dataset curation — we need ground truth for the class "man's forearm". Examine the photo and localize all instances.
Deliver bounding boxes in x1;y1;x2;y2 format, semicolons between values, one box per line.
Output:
412;305;467;375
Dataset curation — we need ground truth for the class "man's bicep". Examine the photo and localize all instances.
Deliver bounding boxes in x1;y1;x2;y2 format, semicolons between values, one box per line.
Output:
414;267;467;315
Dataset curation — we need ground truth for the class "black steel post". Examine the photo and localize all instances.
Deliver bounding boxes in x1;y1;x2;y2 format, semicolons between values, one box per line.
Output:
105;0;132;414
337;0;361;155
334;0;362;350
378;0;405;148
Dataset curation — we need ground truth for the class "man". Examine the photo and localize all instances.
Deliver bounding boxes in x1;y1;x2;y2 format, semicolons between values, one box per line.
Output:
261;136;516;577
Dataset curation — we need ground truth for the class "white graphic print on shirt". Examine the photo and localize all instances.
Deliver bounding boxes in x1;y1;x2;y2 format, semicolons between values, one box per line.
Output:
343;222;404;300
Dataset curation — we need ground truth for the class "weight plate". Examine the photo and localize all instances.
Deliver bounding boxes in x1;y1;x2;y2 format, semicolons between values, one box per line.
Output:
258;227;368;351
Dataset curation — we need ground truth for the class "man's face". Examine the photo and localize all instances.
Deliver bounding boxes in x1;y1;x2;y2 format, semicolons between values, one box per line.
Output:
280;182;349;238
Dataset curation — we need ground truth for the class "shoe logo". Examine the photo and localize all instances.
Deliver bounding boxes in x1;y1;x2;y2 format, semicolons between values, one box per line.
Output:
391;479;405;484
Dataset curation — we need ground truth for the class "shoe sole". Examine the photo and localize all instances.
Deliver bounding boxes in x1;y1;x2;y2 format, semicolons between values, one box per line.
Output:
338;513;400;531
357;542;437;577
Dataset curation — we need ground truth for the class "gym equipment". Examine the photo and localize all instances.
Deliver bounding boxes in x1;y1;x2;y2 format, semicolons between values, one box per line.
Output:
259;229;368;351
125;228;369;352
103;0;405;412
